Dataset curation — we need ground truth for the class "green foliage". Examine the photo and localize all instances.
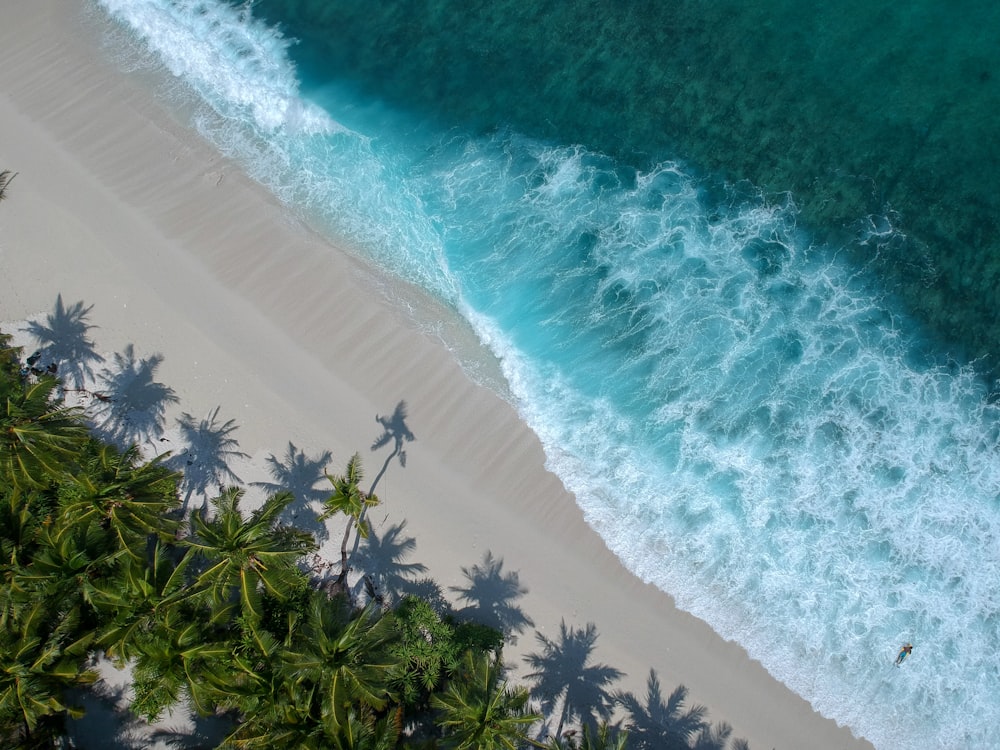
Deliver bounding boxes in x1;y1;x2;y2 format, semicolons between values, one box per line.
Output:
57;441;180;556
390;596;505;707
431;650;539;750
0;322;739;750
0;369;89;491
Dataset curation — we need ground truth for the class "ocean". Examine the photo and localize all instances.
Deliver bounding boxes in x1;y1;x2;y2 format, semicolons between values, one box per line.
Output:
89;1;1000;748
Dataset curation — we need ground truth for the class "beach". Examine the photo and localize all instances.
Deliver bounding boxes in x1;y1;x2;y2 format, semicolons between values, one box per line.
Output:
0;3;875;749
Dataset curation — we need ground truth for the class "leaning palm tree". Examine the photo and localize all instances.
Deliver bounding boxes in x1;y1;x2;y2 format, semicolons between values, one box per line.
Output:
187;488;316;651
432;649;540;750
524;621;623;738
319;453;380;590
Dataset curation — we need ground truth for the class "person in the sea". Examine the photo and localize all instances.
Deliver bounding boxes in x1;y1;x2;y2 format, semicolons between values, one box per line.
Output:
895;643;913;666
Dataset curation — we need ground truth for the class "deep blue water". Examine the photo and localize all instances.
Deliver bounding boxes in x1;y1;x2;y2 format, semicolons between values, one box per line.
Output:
92;2;1000;748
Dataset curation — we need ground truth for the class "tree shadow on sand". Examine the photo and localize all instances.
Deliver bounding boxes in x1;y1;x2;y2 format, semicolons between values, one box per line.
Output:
252;441;332;543
369;400;415;490
88;344;179;451
353;520;428;606
614;669;750;750
524;620;623;740
165;406;248;512
22;294;104;389
449;550;534;644
69;677;232;750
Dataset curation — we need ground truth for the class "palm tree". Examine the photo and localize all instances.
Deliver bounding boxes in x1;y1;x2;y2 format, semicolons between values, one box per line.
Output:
0;598;96;745
432;649;540;750
94;541;195;666
278;597;401;737
14;515;125;631
0;369;89;490
129;602;233;721
319;454;380;590
187;488;316;650
524;621;623;738
614;671;707;750
58;441;180;557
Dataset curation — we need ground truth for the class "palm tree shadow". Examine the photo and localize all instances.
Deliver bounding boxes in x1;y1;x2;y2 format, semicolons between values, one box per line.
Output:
369;400;416;493
397;576;452;615
22;293;104;389
523;620;623;739
353;520;428;605
449;550;534;644
67;680;141;750
88;344;180;450
70;678;232;750
252;441;332;543
165;406;248;512
614;669;750;750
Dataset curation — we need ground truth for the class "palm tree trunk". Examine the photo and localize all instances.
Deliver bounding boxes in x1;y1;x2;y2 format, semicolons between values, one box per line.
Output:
340;521;351;580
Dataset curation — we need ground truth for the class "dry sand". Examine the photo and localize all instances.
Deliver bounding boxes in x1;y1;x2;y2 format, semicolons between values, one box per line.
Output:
0;2;874;749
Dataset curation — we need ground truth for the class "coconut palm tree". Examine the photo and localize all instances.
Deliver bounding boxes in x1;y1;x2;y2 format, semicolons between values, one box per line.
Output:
94;541;195;666
524;621;623;738
319;454;380;590
129;602;233;721
0;366;89;490
14;514;125;634
58;441;180;557
220;594;401;747
0;597;96;746
187;488;316;650
432;649;540;750
278;596;401;736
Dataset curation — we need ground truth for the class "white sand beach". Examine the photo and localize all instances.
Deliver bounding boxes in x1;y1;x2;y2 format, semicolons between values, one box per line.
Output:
0;3;874;749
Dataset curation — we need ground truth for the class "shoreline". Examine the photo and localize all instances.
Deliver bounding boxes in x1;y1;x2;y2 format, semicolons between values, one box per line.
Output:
0;3;874;749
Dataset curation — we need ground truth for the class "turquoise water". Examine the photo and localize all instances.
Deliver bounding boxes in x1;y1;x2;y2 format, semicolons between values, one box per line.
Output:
91;1;1000;748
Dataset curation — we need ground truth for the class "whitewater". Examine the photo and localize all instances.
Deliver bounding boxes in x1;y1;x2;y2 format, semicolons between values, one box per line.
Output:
92;1;1000;748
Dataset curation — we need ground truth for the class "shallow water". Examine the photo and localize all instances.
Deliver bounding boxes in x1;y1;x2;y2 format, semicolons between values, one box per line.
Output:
92;1;1000;748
